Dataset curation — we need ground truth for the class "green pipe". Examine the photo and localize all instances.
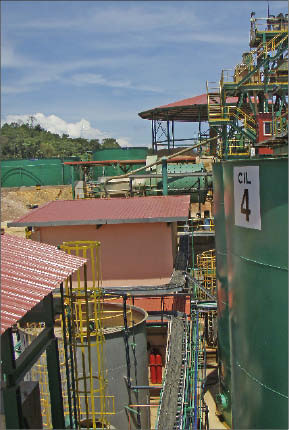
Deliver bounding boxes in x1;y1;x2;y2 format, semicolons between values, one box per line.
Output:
191;226;195;276
125;405;139;415
71;165;75;199
161;157;168;195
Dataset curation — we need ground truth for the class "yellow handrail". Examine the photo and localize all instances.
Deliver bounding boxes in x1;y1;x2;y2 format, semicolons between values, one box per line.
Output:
233;33;288;84
225;106;256;134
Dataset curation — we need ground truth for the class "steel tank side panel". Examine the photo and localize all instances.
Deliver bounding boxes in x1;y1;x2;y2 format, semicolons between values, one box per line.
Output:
212;162;232;426
104;323;149;430
223;158;288;429
75;320;149;430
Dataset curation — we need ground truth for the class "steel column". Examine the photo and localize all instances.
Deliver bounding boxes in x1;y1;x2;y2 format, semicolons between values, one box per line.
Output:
161;157;168;195
46;339;65;429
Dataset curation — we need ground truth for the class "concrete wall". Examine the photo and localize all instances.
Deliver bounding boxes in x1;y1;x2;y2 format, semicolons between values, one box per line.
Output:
32;222;177;282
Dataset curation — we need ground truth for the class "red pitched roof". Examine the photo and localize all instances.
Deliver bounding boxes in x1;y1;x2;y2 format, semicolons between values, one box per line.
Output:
139;93;269;122
157;93;237;109
1;234;86;333
8;195;190;227
138;93;238;121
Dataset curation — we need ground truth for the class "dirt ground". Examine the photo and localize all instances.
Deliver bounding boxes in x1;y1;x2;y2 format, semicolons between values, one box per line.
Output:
1;185;73;236
1;185;73;222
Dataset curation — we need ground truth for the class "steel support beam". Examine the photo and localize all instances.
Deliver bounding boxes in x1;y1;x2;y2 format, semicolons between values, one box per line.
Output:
161;157;168;195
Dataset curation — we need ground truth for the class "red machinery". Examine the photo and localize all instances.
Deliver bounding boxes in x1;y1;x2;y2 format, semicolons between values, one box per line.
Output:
155;353;163;384
149;352;163;384
149;353;156;384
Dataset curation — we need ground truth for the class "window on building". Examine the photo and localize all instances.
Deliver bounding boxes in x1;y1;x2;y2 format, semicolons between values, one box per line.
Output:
264;121;272;135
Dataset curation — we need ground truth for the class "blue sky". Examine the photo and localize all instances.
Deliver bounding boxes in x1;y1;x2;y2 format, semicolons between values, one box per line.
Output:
2;1;287;147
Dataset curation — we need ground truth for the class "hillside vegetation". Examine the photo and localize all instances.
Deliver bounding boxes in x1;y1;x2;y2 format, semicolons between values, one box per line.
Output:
0;119;120;160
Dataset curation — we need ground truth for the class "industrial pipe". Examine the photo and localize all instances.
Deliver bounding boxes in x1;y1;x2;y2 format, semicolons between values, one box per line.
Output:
161;157;168;195
104;135;219;188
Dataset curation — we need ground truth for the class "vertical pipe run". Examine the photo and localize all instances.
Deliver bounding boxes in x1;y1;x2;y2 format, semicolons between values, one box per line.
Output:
193;310;199;430
71;166;75;200
161;157;168;196
191;227;195;275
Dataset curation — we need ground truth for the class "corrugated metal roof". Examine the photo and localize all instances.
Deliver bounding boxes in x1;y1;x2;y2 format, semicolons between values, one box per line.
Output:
138;93;238;121
1;234;86;333
8;195;190;227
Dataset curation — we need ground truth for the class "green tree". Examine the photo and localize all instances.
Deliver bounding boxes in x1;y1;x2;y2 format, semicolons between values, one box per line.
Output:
0;123;123;160
101;138;120;148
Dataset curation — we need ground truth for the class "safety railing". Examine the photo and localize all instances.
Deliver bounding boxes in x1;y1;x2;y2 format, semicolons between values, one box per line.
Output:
233;33;288;85
178;217;215;234
221;69;234;85
195;250;216;300
228;145;250;156
224;106;256;135
251;16;288;33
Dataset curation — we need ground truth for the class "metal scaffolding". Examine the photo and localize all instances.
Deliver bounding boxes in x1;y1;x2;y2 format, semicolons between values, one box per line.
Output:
206;15;288;158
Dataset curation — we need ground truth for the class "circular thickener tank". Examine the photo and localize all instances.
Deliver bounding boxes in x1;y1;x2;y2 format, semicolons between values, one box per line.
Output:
212;162;232;426
19;302;149;430
75;302;150;430
222;157;288;429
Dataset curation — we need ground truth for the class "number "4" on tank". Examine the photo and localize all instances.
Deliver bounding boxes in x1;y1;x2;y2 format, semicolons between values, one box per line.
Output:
240;189;251;222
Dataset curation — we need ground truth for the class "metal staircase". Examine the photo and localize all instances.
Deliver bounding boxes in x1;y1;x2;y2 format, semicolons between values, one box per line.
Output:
227;106;257;140
206;81;257;142
206;81;226;123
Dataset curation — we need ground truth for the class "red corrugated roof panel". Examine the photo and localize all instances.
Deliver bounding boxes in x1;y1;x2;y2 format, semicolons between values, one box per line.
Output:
1;235;86;333
138;93;239;121
8;195;190;227
156;93;238;109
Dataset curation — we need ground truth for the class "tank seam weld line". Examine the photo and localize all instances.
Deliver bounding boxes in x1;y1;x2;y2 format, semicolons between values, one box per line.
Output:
217;251;288;271
236;362;288;399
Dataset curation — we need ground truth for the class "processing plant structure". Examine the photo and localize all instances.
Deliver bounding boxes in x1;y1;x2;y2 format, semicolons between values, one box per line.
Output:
1;11;288;430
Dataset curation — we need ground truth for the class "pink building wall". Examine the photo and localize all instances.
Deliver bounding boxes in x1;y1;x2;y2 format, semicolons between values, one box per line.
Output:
31;222;177;283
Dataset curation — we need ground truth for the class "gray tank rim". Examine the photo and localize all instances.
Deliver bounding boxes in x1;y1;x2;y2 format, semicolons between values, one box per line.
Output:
101;302;148;338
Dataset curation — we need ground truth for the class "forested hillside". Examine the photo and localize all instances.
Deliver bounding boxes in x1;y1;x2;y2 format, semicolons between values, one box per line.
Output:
0;121;120;160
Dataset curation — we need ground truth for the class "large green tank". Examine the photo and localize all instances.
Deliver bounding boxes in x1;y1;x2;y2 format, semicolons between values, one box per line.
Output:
212;162;232;426
93;147;148;177
222;157;288;429
1;157;80;187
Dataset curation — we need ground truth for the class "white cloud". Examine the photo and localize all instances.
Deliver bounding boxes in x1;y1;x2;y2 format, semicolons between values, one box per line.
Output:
70;72;163;93
3;112;131;146
117;137;131;147
71;73;131;89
